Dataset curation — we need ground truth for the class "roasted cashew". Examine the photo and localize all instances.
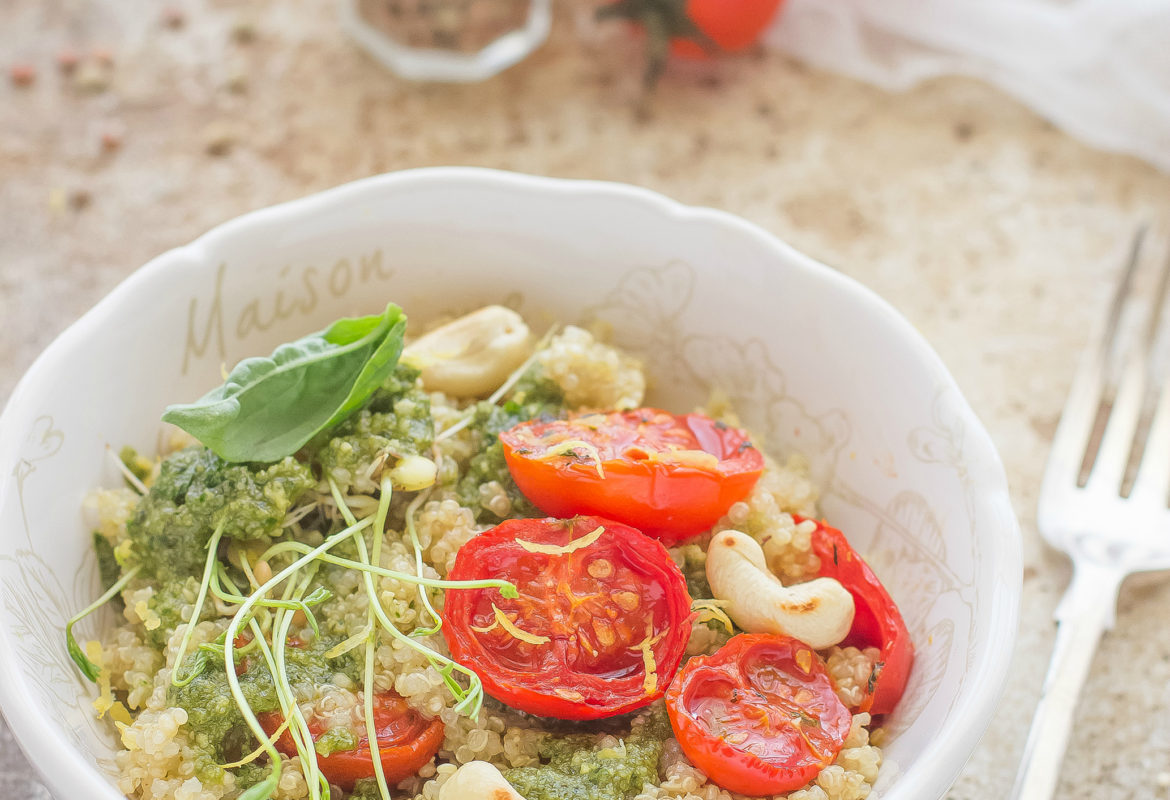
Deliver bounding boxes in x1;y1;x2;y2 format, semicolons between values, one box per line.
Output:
404;306;533;398
389;454;437;491
705;529;854;650
438;761;526;800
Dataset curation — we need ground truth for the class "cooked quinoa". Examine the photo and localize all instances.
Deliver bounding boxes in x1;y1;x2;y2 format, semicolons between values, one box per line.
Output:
81;321;884;800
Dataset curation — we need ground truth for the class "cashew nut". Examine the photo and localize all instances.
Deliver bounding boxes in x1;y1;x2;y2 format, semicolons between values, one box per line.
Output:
438;761;526;800
389;454;437;491
705;529;855;650
404;306;533;398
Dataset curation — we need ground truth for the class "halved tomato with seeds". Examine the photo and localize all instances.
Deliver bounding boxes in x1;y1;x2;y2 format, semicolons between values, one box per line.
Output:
258;690;444;790
665;633;852;795
499;409;764;544
442;515;693;720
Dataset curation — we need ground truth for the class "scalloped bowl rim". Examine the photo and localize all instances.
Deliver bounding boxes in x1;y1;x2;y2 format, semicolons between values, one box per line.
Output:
0;167;1020;800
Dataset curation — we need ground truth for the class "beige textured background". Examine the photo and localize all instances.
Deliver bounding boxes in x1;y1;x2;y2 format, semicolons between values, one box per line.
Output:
3;2;1170;799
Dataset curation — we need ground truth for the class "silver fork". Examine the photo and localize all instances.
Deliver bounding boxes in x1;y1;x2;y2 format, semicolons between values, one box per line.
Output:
1010;227;1170;799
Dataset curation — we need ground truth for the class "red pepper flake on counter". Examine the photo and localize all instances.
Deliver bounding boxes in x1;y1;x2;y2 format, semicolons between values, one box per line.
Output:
9;62;36;87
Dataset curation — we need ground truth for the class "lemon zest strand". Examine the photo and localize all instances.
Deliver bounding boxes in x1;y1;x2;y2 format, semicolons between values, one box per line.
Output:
691;598;735;634
471;605;550;646
219;717;292;769
515;526;604;556
536;439;605;479
631;625;667;696
325;624;373;659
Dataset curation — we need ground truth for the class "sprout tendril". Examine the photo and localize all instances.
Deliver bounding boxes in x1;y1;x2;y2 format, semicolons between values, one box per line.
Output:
404;488;443;637
66;564;143;682
172;522;226;687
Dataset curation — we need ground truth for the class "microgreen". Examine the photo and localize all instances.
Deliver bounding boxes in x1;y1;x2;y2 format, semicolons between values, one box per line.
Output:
66;564;142;682
255;541;518;599
272;568;329;800
239;618;290;799
212;489;496;800
345;496;487;719
363;631;391;800
328;477;360;528
172;522;226;687
222;515;375;800
404;488;443;637
362;477;393;800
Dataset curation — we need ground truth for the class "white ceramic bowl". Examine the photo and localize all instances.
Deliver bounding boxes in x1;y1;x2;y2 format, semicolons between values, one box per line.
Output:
0;168;1019;800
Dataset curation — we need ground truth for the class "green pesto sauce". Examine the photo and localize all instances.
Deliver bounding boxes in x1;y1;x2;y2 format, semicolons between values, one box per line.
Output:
456;369;565;523
141;576;206;650
118;446;153;484
349;779;382;800
125;446;314;580
504;709;673;800
676;544;712;601
313;364;434;489
169;635;361;784
314;726;358;757
232;761;269;791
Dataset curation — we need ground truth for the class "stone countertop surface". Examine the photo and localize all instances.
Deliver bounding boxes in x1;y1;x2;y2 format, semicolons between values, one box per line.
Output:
3;2;1170;799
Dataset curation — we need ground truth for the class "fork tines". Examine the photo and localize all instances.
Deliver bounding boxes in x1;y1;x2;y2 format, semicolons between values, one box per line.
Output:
1057;226;1170;507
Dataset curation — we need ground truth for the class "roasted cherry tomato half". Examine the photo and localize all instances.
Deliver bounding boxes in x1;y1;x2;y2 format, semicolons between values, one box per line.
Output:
443;515;692;720
258;691;444;790
803;516;914;715
665;633;852;796
499;409;764;544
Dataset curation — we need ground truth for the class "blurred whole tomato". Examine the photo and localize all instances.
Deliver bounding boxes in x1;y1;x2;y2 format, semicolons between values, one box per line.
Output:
599;0;786;85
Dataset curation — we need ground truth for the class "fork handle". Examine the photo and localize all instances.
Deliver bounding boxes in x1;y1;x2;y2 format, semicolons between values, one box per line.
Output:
1009;560;1125;800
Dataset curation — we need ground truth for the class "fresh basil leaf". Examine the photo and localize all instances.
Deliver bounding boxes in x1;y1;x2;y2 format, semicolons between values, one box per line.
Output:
162;304;407;463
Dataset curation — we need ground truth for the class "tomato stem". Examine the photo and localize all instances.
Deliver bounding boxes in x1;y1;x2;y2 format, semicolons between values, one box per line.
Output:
596;0;718;89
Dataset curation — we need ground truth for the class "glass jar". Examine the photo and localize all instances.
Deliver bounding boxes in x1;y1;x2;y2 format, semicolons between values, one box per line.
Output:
341;0;552;82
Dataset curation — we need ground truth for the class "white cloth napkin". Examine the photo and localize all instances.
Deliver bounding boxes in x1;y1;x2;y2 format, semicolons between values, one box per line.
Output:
767;0;1170;172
